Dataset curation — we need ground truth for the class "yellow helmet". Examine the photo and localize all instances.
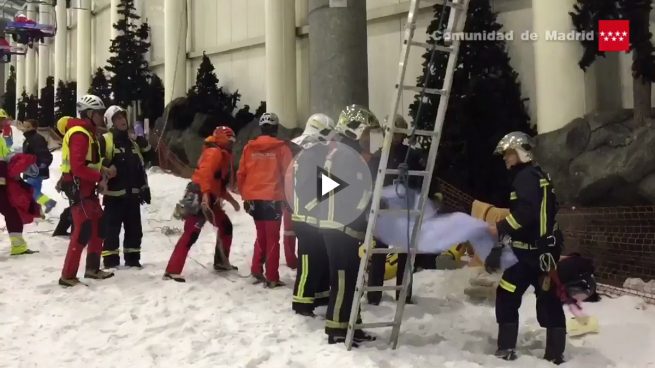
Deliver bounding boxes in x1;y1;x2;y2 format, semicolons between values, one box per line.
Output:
56;116;72;136
0;108;8;119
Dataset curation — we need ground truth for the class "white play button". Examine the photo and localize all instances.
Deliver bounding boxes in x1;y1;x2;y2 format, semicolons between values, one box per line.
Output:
317;167;348;202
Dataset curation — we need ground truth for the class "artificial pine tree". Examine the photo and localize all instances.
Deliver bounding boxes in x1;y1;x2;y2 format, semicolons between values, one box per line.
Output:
89;68;113;107
105;0;151;111
38;76;55;127
55;80;77;121
142;74;165;124
186;52;241;132
570;0;655;126
409;0;533;205
1;65;16;118
17;92;39;122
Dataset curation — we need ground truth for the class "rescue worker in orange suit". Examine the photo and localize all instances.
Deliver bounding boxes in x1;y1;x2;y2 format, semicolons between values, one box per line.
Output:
58;95;117;287
238;113;293;288
316;105;379;346
289;113;336;317
99;106;153;269
485;131;566;364
164;126;240;282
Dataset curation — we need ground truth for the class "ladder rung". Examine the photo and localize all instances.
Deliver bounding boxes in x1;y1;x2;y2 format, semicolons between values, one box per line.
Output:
409;41;453;54
369;247;411;255
390;128;439;137
354;322;396;329
363;285;403;292
376;209;422;215
402;85;447;95
384;169;429;177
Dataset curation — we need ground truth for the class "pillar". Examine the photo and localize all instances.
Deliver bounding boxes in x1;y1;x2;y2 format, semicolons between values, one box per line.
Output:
25;3;38;96
533;0;586;134
164;0;187;103
54;0;67;91
110;0;120;40
265;0;297;128
308;0;368;122
16;51;25;116
38;0;52;96
76;0;92;98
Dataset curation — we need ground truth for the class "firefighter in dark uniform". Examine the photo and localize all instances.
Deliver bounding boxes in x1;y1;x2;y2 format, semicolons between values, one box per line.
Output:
318;105;380;346
485;131;566;364
99;105;152;268
289;113;336;317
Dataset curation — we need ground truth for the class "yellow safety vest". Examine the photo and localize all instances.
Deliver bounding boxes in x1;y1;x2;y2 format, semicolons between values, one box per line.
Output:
60;126;102;174
102;132;145;165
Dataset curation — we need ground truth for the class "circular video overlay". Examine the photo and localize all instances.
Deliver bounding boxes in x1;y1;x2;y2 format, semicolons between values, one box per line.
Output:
285;141;373;229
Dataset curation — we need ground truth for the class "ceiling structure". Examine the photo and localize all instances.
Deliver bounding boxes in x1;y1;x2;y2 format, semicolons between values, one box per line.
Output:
1;0;28;20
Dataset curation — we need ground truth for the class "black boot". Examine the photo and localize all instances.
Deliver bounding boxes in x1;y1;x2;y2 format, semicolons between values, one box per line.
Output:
544;328;566;365
494;323;519;361
53;207;72;237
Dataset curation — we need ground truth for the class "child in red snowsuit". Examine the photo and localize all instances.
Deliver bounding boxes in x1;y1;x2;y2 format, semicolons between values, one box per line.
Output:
237;113;293;288
164;126;240;282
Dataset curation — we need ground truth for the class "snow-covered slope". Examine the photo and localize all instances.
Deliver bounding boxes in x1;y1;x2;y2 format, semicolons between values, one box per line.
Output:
1;128;655;368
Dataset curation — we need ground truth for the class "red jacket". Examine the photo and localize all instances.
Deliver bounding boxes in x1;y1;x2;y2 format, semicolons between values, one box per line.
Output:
0;154;41;224
237;135;292;201
63;118;102;198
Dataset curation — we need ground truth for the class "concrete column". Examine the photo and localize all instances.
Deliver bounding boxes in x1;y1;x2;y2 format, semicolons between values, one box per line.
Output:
164;0;187;103
38;1;52;96
76;0;92;98
533;0;586;134
110;0;120;40
25;3;38;96
308;0;368;122
54;0;67;88
265;0;297;129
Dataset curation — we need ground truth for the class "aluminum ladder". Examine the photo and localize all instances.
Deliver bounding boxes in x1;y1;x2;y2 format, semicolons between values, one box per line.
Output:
344;0;470;350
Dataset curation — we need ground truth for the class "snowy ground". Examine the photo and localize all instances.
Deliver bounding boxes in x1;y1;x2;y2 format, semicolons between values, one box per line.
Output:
2;128;655;368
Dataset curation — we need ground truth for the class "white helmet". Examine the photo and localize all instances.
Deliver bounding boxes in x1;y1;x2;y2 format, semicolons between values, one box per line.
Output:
259;112;279;126
103;105;126;129
292;113;336;148
494;131;535;163
76;94;106;114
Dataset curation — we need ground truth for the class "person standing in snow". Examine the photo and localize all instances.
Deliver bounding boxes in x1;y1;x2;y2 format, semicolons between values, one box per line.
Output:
237;113;293;288
164;126;240;282
316;105;380;346
485;131;566;364
1;109;13;149
289;113;337;317
98;106;153;269
21;119;57;214
58;95;117;287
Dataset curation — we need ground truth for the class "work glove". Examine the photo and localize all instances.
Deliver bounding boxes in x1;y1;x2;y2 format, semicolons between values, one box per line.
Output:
134;121;145;137
484;246;503;274
140;187;151;205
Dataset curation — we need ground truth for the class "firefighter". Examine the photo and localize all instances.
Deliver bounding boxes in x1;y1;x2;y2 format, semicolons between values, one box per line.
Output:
21;119;57;214
52;116;74;237
237;113;293;288
98;106;153;269
289;113;336;317
164;126;240;282
318;105;380;346
58;95;117;287
485;131;566;364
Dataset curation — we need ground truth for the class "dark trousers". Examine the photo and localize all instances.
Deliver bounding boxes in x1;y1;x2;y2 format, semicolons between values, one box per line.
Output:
53;206;73;236
368;241;410;304
102;196;143;267
496;261;566;328
292;221;329;314
323;229;361;336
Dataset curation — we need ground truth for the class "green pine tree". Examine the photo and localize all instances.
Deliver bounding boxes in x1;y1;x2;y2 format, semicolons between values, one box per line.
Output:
409;0;534;206
570;0;655;127
55;80;77;121
1;65;16;118
105;0;151;111
18;92;39;122
38;76;55;127
142;74;165;123
89;67;113;107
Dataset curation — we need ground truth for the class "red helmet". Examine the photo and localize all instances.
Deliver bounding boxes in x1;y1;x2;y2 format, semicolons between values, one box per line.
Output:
213;126;235;142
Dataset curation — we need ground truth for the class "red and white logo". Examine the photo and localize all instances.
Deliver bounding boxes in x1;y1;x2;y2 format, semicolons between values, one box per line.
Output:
598;20;630;52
